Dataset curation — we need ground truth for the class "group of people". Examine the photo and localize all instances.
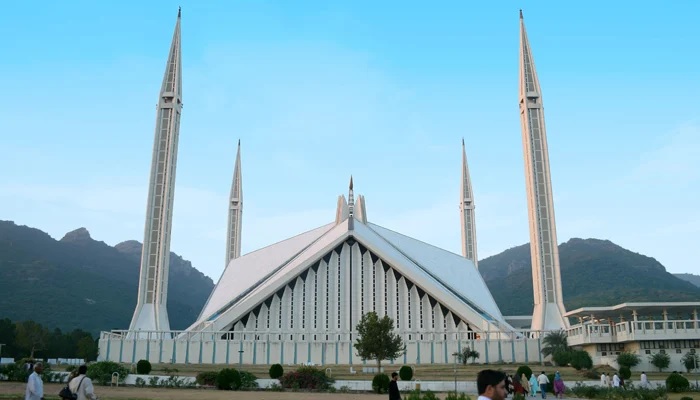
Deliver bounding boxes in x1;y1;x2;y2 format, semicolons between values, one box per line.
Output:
478;370;566;400
599;371;649;389
24;363;98;400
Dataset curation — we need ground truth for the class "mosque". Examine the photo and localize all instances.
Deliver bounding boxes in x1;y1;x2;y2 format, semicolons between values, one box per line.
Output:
98;9;700;369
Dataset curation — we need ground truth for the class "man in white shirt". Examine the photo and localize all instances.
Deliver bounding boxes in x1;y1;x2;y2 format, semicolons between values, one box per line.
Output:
612;373;620;388
600;372;608;387
537;371;550;399
68;365;97;400
640;372;648;388
477;369;507;400
25;361;43;400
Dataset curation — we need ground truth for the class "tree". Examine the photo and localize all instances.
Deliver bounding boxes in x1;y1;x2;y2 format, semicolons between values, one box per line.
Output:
616;352;641;369
0;318;17;357
541;330;568;357
354;312;405;371
76;337;97;361
649;352;670;372
14;320;49;358
570;350;593;370
681;352;700;373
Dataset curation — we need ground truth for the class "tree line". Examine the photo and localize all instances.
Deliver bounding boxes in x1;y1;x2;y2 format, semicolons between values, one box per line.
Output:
0;318;97;360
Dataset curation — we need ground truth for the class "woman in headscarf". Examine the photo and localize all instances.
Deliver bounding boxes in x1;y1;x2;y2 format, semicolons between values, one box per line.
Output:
553;371;565;399
513;373;526;396
529;373;539;397
522;372;531;396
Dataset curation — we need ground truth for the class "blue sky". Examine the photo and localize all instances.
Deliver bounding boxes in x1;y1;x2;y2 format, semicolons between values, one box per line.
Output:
1;1;698;281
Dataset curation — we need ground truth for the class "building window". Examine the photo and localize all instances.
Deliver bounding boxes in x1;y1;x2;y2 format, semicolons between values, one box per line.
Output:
326;263;330;330
420;298;424;329
384;271;388;315
338;255;341;329
396;280;400;327
676;349;682;354
290;289;294;329
407;290;412;329
361;255;364;316
372;260;376;311
302;281;306;329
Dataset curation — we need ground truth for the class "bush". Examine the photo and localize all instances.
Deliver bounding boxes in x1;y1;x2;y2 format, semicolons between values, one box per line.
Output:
87;361;129;385
516;366;533;380
239;371;259;389
616;352;641;369
269;363;284;379
278;366;334;390
195;371;218;386
400;365;414;381
666;372;690;393
546;374;556;394
134;377;146;387
649;352;671;372
372;373;390;393
570;350;593;370
136;359;151;375
216;368;241;390
552;350;571;367
619;366;631;380
680;397;693;400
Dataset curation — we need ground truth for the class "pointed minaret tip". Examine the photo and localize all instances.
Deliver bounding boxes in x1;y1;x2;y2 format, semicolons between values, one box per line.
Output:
462;137;465;146
178;6;181;18
349;175;354;190
519;9;523;19
237;139;241;146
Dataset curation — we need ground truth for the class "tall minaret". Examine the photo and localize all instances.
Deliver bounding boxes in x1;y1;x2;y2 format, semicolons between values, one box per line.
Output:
518;10;568;330
129;8;182;332
225;140;243;265
459;138;478;267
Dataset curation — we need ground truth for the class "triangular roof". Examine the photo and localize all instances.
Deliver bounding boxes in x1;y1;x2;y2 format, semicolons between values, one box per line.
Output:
189;218;511;333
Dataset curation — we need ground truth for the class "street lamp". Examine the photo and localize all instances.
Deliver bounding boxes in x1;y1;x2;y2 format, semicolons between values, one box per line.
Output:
452;351;460;394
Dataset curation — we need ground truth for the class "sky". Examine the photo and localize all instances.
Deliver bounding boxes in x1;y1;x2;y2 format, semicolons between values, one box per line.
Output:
1;1;699;282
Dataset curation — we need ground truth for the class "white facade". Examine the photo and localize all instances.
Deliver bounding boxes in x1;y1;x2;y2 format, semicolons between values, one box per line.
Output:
518;11;568;331
129;9;183;332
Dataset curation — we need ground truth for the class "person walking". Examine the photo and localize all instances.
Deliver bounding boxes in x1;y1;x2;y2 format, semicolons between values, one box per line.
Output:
537;371;550;399
477;369;508;400
529;374;539;397
553;372;565;399
640;372;648;388
521;373;531;395
68;365;97;400
25;361;43;400
389;372;401;400
599;372;608;387
612;373;620;388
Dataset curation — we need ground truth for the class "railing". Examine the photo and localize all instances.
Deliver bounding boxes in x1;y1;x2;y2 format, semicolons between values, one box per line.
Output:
567;319;700;345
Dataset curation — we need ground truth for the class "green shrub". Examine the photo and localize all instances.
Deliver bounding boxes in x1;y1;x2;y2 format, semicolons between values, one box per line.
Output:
278;366;334;390
269;363;284;379
616;352;641;369
195;371;218;386
216;368;241;390
372;373;390;393
516;366;533;380
552;350;571;366
666;372;690;393
86;361;129;385
546;374;556;394
570;350;593;370
400;365;414;381
136;359;151;375
680;397;693;400
619;366;631;380
239;370;259;389
422;390;440;400
134;377;146;387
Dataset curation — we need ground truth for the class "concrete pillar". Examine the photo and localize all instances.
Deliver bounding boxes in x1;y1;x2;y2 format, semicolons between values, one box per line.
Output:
693;309;698;330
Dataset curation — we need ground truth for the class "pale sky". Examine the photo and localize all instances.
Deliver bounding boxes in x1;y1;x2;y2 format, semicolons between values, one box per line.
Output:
1;1;698;281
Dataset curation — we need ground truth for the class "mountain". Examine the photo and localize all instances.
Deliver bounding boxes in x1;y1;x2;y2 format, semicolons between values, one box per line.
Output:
479;238;700;315
0;221;214;335
675;273;700;288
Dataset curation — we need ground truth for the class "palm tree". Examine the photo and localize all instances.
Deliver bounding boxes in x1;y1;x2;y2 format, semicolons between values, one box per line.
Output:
541;330;568;357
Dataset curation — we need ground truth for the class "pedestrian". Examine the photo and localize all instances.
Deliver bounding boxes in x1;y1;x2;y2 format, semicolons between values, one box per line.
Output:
521;373;531;395
389;372;401;400
529;374;539;397
25;361;43;400
553;371;565;399
537;371;550;399
513;374;526;396
612;373;620;388
69;365;97;400
640;372;648;388
477;369;508;400
599;372;607;387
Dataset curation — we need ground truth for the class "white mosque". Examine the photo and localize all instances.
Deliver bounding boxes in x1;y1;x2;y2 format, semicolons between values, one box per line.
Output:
98;9;700;369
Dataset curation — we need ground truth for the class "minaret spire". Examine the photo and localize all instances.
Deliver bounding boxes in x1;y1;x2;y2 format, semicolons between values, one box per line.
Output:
459;138;478;268
130;9;183;333
518;11;568;330
225;139;243;265
348;176;355;216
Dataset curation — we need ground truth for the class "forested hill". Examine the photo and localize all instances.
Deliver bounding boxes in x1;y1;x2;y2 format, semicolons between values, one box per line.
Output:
0;221;214;335
479;238;700;315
